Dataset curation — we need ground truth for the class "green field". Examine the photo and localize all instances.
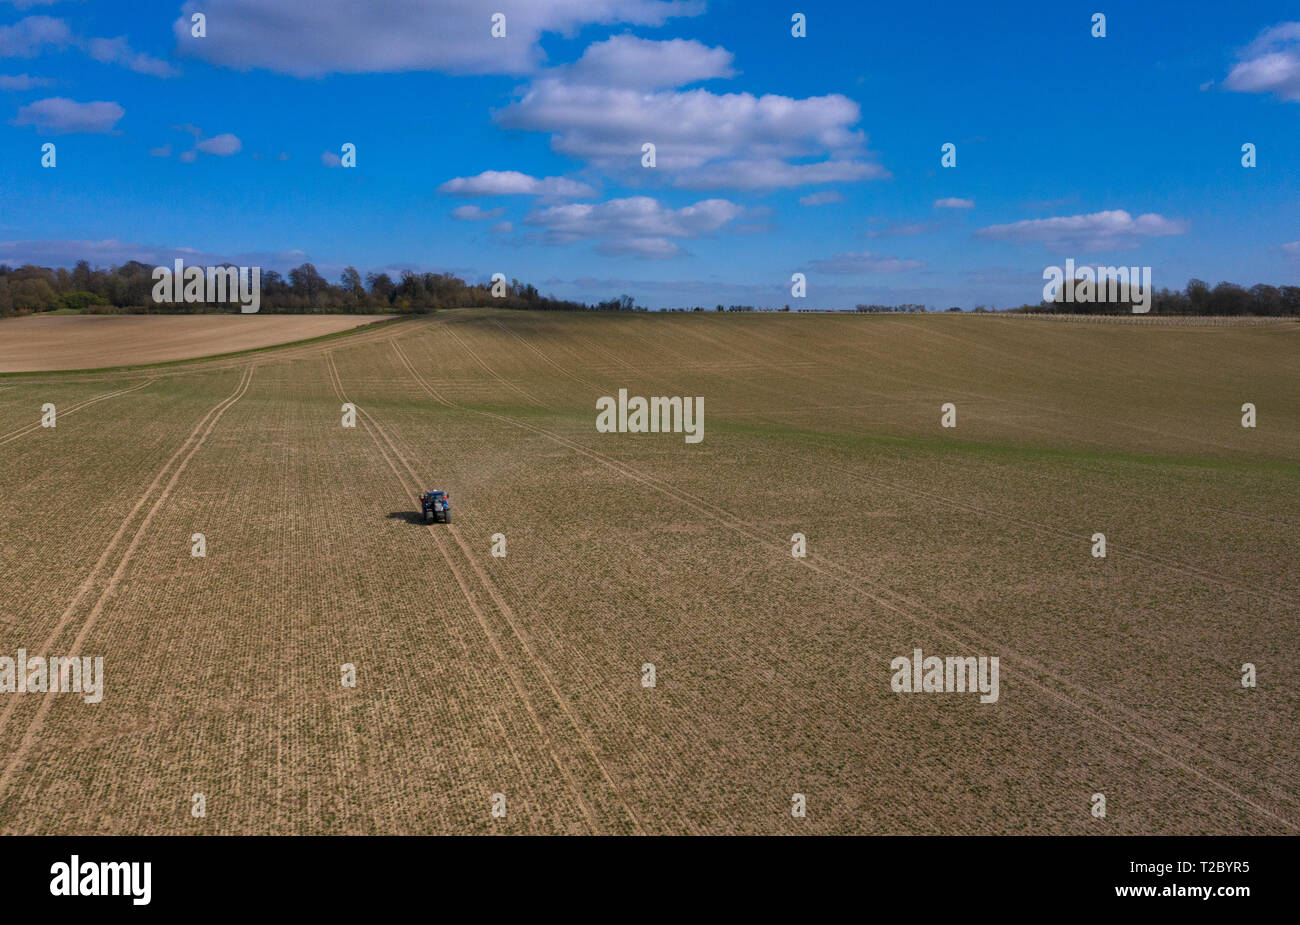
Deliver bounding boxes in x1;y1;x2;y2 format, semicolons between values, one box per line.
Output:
0;309;1296;834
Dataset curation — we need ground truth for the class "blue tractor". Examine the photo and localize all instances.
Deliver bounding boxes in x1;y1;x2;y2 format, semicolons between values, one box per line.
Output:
420;490;451;524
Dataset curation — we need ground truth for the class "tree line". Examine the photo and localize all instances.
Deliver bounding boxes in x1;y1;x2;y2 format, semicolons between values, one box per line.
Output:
1;260;1296;317
1014;278;1300;316
0;260;645;317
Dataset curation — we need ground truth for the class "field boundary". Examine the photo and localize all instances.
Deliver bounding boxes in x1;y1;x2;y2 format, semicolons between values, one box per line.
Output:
0;314;412;379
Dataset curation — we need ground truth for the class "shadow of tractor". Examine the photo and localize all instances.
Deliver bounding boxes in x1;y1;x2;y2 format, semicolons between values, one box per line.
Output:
386;511;427;525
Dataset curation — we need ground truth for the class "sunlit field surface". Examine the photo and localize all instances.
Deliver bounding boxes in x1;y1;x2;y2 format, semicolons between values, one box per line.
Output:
0;310;1295;834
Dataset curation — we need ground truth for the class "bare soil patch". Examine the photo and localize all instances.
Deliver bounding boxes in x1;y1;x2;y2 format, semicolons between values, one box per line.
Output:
0;314;395;372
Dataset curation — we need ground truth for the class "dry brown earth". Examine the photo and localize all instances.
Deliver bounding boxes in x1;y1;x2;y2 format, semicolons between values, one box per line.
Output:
0;310;1294;834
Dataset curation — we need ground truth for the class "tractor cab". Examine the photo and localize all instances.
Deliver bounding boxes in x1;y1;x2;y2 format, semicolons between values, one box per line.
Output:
420;490;451;524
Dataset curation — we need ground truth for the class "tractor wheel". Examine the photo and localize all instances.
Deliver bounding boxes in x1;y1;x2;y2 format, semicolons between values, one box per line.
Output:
443;510;452;524
424;509;432;523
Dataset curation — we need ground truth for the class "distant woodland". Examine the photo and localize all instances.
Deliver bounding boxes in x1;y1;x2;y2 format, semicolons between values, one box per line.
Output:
1;260;1297;316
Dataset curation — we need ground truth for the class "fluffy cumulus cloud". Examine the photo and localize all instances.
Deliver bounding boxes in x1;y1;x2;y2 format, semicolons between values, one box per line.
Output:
0;15;71;56
493;32;885;191
195;132;241;155
498;75;882;189
1224;22;1300;102
524;195;742;257
162;5;883;192
934;197;974;209
563;34;733;89
151;126;241;159
437;170;596;199
0;16;175;77
170;0;702;77
976;210;1186;250
1282;241;1300;257
87;36;177;78
13;97;123;133
807;251;925;274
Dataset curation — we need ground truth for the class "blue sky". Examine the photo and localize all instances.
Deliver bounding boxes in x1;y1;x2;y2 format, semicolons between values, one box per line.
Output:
1;0;1297;309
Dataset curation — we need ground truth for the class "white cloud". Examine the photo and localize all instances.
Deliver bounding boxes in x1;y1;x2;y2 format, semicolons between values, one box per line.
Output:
0;15;71;56
12;96;123;133
499;79;872;176
451;205;506;221
673;158;884;190
565;34;733;89
1282;241;1300;257
0;1;65;8
490;221;513;234
0;16;178;78
0;73;52;90
437;169;596;199
88;36;177;78
496;51;886;190
193;132;241;155
170;0;702;77
1224;22;1300;102
799;190;844;206
321;151;341;167
178;150;197;163
149;143;171;157
524;195;742;257
934;197;974;209
807;251;925;274
976;210;1186;250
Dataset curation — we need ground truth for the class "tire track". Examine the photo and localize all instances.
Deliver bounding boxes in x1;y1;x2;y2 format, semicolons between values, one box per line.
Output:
555;316;1298;604
489;319;603;392
329;352;605;832
0;365;255;809
422;317;1299;831
327;353;641;833
326;355;545;833
516;324;1300;821
441;326;545;407
0;379;156;446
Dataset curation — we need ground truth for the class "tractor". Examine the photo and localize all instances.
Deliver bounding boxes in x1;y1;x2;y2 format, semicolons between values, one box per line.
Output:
419;490;451;524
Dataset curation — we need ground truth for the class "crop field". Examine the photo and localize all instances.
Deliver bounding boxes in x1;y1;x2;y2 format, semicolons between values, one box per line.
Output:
0;314;395;373
0;309;1296;835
